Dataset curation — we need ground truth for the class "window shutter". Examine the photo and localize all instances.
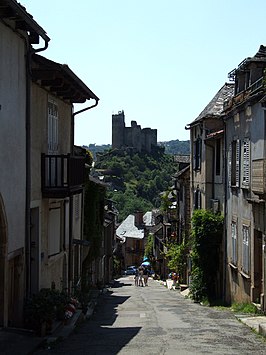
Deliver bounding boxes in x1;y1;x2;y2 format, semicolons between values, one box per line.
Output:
228;144;232;186
193;141;196;170
198;138;202;169
48;100;59;153
242;139;250;187
235;140;240;187
48;102;53;152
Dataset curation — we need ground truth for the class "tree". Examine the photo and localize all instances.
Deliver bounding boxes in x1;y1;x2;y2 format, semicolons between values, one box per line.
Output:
190;210;224;303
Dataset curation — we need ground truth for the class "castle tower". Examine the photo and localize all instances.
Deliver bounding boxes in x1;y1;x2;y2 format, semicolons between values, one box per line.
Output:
112;111;125;149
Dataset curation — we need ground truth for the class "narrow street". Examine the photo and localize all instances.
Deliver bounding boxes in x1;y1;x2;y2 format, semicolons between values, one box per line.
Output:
35;277;266;355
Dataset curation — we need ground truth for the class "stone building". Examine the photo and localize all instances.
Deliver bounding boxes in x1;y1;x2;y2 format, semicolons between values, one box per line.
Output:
112;111;157;153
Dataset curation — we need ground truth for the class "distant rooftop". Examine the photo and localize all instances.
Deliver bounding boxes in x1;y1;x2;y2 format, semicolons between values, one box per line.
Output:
116;215;144;240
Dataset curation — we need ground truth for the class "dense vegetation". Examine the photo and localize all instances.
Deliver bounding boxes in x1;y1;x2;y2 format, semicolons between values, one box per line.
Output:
84;139;190;159
93;147;177;221
158;139;190;155
189;209;224;303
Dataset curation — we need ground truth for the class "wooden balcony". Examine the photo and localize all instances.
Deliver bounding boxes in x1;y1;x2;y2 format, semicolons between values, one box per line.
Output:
252;159;266;195
41;153;86;198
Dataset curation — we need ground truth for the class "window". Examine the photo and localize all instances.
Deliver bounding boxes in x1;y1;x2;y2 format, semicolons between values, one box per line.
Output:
215;138;221;176
229;140;240;187
74;194;80;219
48;99;58;153
193;138;202;171
242;225;250;274
194;187;201;210
48;206;62;256
231;221;237;265
242;139;250;188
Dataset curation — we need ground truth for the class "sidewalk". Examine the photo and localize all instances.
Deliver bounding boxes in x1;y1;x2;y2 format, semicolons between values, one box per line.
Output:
160;279;266;339
0;289;100;355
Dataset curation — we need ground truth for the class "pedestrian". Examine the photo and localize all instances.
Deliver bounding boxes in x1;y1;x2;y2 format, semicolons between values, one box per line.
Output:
134;268;139;286
143;266;149;286
138;266;144;287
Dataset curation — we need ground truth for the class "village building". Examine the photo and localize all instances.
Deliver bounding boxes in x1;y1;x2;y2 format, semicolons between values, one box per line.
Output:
223;45;266;311
0;0;100;327
186;82;235;299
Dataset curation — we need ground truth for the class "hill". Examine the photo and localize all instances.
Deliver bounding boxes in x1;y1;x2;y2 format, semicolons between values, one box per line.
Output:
84;139;190;158
93;147;178;222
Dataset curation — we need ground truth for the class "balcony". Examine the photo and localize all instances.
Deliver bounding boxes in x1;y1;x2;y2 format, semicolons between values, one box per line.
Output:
41;154;86;198
251;159;266;195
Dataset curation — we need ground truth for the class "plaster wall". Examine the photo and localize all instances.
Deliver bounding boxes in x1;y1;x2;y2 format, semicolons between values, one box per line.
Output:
0;23;26;253
31;84;72;201
225;101;265;304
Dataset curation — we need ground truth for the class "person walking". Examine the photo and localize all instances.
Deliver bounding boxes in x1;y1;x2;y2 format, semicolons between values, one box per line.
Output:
138;266;144;287
134;268;139;286
143;266;149;286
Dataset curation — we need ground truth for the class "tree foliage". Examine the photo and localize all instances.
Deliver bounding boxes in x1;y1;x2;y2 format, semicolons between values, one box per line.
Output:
94;148;176;221
190;210;224;302
166;240;188;283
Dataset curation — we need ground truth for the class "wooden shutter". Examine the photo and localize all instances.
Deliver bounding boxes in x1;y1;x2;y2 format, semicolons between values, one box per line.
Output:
242;139;250;187
235;139;240;187
228;143;232;186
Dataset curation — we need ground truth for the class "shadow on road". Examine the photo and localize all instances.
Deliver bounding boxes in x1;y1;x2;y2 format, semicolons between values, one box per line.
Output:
72;283;141;354
111;279;133;288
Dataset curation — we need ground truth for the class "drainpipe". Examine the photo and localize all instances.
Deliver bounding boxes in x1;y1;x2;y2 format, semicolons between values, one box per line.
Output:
68;99;99;291
222;119;228;304
70;100;99;154
25;39;49;298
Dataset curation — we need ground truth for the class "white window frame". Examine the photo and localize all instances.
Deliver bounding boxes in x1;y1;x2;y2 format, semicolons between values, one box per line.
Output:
48;99;58;154
231;221;237;265
242;225;250;274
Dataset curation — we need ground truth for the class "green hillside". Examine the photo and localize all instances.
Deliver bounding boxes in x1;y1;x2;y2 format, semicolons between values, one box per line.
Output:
93;147;177;221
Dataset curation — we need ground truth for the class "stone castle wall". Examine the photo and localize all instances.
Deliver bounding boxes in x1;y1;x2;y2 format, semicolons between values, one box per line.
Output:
112;111;157;153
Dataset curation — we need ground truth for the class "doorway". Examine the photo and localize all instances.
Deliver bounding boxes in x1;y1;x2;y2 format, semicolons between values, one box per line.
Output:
253;229;263;303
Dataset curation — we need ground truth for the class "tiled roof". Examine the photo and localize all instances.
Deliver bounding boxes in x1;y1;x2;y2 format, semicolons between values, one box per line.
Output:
173;165;190;178
188;83;234;126
173;155;190;163
116;215;144;240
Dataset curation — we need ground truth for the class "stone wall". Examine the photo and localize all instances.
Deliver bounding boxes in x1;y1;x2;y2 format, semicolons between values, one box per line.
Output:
112;111;157;152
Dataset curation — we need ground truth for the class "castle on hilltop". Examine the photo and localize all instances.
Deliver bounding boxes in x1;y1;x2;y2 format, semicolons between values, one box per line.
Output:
112;111;157;153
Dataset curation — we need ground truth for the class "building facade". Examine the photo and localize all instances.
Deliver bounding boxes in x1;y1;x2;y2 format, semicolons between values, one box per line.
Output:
224;45;266;310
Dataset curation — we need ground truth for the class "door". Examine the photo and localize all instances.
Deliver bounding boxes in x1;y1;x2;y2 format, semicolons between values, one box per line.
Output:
253;229;263;303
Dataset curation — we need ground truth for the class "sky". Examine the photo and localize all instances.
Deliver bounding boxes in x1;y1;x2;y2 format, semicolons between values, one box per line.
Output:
21;0;266;146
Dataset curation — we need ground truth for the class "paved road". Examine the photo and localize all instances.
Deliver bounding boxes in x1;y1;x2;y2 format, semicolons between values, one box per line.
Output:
35;277;266;355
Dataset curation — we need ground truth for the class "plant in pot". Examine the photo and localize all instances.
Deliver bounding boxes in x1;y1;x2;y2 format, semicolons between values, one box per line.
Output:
24;289;56;336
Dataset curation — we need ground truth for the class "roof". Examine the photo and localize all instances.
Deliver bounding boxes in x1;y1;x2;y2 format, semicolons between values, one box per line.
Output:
32;54;99;104
89;175;109;187
173;155;190;164
173;164;190;179
0;0;50;43
116;214;144;240
187;83;234;127
232;45;266;75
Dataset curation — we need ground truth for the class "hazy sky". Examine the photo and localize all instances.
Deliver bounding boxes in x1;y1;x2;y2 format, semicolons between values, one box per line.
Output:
22;0;266;145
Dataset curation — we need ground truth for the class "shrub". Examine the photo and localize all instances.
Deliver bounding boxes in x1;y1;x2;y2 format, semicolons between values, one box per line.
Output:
24;288;70;334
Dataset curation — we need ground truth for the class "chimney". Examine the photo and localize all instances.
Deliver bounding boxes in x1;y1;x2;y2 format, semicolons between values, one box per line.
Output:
134;211;144;228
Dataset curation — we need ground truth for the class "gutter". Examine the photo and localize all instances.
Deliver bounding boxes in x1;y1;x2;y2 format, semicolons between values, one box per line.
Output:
73;99;99;117
68;98;99;292
25;38;49;298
